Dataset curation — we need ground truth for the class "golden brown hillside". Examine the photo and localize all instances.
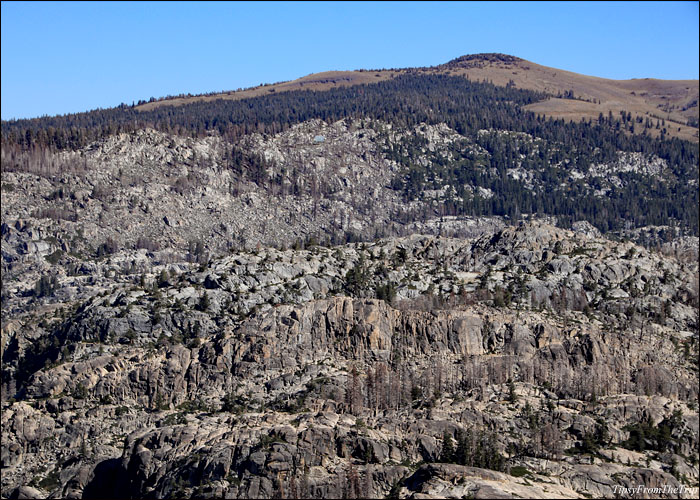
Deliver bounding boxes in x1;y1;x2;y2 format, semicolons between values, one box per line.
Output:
135;70;399;111
136;53;699;141
436;54;698;142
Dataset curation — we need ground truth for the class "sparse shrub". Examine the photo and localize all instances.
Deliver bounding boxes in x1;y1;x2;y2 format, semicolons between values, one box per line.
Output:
197;292;210;312
375;281;396;304
344;256;369;296
91;184;111;201
507;379;518;403
510;466;530;477
34;275;58;298
568;419;609;455
221;393;250;414
157;269;170;288
136;236;160;251
124;329;137;343
37;469;62;491
392;247;408;266
255;433;283;451
33;207;77;221
73;383;89;400
622;410;682;453
163;412;187;426
96;237;118;257
154;392;168;411
177;398;209;413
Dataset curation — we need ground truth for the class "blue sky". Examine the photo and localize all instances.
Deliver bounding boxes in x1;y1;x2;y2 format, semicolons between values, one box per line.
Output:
1;1;698;120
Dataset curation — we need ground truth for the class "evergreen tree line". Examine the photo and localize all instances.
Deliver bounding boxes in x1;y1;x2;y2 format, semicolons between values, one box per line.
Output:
2;73;697;234
4;73;694;164
386;127;698;234
439;428;506;471
2;74;547;150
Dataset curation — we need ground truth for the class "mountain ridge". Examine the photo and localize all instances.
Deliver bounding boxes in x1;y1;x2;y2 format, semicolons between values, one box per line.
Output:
1;52;699;500
2;219;698;498
131;53;699;142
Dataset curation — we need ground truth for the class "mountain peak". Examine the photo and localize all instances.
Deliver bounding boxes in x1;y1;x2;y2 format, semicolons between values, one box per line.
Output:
444;53;524;67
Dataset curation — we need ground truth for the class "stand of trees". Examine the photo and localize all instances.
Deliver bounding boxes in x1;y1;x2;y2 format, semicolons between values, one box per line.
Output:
2;73;697;235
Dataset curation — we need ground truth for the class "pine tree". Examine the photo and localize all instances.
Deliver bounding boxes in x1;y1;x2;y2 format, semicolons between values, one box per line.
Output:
440;431;455;463
197;292;210;312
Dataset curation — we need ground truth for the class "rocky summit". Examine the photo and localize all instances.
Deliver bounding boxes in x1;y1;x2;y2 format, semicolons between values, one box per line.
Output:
1;54;699;499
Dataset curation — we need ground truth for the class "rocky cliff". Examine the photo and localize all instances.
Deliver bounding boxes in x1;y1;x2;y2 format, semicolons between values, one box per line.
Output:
2;220;698;499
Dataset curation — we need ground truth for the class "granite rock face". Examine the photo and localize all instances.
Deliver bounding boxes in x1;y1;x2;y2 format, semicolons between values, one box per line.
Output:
2;219;698;499
2;117;698;498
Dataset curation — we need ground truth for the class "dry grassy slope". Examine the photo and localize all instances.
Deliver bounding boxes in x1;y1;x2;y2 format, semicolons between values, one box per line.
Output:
135;70;399;111
438;57;698;142
135;54;699;142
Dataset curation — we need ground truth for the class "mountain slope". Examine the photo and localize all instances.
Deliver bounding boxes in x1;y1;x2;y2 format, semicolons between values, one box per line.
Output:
2;117;697;312
134;53;699;142
2;222;698;498
437;54;698;142
1;54;699;500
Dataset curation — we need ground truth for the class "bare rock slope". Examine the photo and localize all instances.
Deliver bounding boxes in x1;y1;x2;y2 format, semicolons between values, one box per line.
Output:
2;221;698;499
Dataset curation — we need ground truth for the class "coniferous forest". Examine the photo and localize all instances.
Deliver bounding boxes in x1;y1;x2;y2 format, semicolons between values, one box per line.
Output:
2;74;698;236
2;52;700;498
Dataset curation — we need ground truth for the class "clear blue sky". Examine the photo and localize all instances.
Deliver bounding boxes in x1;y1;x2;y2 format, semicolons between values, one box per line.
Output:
2;1;698;120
